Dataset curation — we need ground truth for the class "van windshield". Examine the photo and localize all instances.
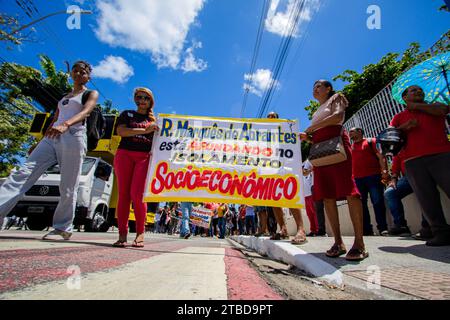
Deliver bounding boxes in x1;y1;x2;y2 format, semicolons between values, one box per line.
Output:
44;158;96;176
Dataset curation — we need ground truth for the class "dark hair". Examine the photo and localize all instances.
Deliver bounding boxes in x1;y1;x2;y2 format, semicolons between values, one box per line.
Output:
267;111;279;119
72;60;92;74
314;80;336;98
351;127;364;135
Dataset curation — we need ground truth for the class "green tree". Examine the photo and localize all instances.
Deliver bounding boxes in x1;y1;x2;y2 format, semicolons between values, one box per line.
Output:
304;100;320;121
0;96;35;177
303;42;426;121
1;55;118;115
0;13;34;49
0;54;71;112
102;99;119;115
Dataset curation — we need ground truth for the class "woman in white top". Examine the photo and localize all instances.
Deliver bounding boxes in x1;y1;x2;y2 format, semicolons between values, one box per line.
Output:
0;61;98;240
300;80;367;261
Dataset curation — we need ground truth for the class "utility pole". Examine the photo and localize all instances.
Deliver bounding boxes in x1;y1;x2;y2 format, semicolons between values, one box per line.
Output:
2;9;92;39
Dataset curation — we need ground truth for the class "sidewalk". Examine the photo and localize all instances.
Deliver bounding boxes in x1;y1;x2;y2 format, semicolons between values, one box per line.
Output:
230;235;450;300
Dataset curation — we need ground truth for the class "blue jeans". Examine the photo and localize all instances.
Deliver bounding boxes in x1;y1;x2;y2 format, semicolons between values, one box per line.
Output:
384;176;413;227
218;217;226;238
355;174;388;232
0;128;86;232
179;202;192;237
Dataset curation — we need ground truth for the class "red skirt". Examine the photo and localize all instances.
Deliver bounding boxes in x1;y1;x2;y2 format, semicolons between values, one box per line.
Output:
311;125;360;201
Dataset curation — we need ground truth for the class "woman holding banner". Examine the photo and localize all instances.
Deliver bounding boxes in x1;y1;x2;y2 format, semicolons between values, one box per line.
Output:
112;87;159;248
300;80;368;261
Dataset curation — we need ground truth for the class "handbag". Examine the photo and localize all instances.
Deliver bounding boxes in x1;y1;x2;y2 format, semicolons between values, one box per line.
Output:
308;130;347;167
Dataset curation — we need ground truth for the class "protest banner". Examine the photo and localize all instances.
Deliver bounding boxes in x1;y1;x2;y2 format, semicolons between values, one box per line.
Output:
189;206;213;229
144;114;304;208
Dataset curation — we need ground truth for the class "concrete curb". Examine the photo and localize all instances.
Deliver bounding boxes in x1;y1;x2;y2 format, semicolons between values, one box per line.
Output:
230;235;344;288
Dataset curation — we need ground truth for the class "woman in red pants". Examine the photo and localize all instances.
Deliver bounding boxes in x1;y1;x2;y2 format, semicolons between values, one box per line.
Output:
113;87;159;248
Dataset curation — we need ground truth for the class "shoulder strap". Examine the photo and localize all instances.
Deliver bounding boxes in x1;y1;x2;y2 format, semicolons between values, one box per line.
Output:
81;90;93;105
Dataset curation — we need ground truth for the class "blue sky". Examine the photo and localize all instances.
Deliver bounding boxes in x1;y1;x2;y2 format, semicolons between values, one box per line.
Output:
1;0;449;130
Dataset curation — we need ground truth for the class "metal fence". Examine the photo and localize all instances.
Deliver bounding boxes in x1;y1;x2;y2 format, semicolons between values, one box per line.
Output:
343;30;450;138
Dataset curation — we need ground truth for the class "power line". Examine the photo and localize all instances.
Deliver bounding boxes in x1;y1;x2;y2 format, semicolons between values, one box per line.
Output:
256;0;306;118
240;0;270;117
258;0;305;118
268;0;322;113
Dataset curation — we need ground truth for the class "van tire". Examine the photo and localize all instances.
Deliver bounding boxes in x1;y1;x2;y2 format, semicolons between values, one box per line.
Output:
85;206;110;232
26;216;48;231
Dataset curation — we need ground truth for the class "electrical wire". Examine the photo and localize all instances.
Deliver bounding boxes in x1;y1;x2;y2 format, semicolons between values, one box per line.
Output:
240;0;270;117
256;0;306;118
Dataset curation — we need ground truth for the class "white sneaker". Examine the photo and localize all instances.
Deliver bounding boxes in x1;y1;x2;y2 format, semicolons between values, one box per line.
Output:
42;229;72;240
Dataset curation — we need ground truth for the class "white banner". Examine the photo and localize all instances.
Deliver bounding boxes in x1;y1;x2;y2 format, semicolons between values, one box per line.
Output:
144;114;304;208
190;206;213;229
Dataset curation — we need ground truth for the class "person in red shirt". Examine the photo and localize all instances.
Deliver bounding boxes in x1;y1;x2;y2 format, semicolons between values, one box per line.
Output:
390;85;450;246
349;127;390;236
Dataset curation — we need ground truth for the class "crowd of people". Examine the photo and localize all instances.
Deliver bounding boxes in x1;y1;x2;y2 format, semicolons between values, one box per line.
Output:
0;59;449;261
149;202;278;240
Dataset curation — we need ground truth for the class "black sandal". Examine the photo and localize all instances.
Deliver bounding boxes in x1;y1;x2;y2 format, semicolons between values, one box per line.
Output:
325;244;347;258
345;248;369;261
270;232;289;240
112;240;127;248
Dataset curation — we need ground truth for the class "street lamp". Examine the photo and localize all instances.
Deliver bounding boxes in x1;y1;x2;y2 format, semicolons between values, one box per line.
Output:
5;9;92;37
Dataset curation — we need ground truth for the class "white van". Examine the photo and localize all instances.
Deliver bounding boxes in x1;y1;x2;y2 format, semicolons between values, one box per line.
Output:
9;156;114;232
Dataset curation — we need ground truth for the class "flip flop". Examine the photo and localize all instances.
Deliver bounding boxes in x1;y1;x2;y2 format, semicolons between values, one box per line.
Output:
112;240;127;248
325;244;347;258
345;248;369;261
291;235;308;245
132;240;145;248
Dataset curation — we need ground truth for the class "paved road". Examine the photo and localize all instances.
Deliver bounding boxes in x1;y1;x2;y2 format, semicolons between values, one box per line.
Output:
0;230;284;300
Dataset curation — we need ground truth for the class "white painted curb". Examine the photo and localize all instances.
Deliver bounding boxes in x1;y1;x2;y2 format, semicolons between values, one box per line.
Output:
231;235;343;288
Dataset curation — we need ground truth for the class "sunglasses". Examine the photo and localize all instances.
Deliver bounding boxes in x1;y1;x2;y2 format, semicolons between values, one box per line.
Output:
135;95;151;101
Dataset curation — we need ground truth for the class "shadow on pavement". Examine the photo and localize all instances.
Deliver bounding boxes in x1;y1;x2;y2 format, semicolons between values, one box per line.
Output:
378;245;450;264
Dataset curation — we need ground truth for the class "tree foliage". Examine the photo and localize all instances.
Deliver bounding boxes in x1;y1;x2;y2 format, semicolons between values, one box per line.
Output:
304;42;428;121
0;96;35;177
0;54;71;112
0;13;35;50
102;99;119;115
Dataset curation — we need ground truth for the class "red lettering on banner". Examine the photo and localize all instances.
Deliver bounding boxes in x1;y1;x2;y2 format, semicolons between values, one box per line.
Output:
150;162;299;202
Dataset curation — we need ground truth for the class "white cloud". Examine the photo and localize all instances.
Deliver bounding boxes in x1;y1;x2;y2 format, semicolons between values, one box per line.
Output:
92;55;134;84
243;69;280;97
265;0;320;37
94;0;207;72
181;41;208;73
